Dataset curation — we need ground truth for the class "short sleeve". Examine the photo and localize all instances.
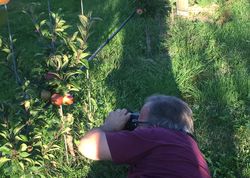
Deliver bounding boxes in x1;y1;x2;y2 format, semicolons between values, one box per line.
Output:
105;129;157;164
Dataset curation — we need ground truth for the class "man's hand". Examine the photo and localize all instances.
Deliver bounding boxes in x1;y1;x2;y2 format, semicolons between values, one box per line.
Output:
78;109;130;160
101;109;131;131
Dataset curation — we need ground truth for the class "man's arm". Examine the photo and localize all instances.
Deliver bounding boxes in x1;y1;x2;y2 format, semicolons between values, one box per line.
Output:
78;109;130;160
78;128;111;160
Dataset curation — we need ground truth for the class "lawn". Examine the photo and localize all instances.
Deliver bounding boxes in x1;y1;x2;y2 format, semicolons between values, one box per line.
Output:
0;0;249;177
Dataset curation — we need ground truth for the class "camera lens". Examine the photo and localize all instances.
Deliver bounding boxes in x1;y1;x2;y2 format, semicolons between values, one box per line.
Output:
124;112;139;131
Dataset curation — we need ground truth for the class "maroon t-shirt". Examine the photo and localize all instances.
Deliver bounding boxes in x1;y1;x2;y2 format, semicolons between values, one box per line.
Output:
105;127;211;178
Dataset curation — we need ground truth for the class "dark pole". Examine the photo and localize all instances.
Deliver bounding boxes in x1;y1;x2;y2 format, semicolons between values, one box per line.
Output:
5;4;22;85
47;0;55;52
80;10;136;70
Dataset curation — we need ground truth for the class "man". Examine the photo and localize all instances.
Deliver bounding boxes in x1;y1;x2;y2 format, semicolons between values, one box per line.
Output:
78;95;211;178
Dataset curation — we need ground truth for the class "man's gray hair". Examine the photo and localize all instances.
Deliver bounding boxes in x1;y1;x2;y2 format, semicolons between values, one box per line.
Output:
145;95;194;134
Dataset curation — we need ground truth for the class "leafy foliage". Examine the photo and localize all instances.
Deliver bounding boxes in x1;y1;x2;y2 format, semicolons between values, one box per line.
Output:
0;3;96;176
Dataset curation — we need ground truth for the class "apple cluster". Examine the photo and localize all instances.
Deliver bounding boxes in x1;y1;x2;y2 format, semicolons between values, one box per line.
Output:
41;72;74;106
51;93;74;106
41;90;74;106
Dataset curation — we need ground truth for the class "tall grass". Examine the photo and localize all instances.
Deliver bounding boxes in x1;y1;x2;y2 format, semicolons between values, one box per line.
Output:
166;0;250;177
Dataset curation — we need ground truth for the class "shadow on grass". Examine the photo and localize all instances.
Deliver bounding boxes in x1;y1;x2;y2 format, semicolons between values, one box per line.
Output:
84;1;155;177
86;0;182;178
104;0;181;109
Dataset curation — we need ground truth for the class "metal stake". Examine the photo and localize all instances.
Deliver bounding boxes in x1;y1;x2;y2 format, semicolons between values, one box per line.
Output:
5;4;22;85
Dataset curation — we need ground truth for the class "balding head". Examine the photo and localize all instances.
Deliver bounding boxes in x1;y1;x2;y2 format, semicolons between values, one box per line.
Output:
142;95;194;134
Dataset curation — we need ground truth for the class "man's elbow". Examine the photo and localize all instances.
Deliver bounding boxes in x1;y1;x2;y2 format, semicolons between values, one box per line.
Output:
78;137;100;160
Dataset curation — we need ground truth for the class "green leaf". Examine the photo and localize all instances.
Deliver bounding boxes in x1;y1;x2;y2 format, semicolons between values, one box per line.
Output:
23;158;34;164
2;48;10;54
15;135;28;142
79;59;89;69
0;123;7;127
69;43;77;54
79;52;89;60
6;53;13;62
61;55;69;69
43;155;49;160
48;154;55;159
20;135;28;142
71;31;79;41
34;161;42;167
0;157;11;168
0;131;8;140
34;24;39;31
20;152;30;158
30;110;38;116
13;124;25;135
91;17;103;21
4;143;12;148
30;166;40;172
40;174;47;178
40;19;46;27
68;86;80;92
78;25;87;39
41;29;50;37
20;143;28;152
90;98;98;111
0;145;11;155
79;15;88;25
76;37;84;46
74;139;80;147
19;162;25;170
34;134;42;140
64;71;82;81
47;145;61;152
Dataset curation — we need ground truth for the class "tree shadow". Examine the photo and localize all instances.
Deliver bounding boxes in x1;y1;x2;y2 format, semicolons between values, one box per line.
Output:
103;0;180;109
85;0;182;178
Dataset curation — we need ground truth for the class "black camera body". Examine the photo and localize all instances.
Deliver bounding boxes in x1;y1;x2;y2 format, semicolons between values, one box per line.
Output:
124;112;140;131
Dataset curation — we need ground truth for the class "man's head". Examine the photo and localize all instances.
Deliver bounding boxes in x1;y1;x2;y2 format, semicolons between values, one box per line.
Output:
138;95;194;134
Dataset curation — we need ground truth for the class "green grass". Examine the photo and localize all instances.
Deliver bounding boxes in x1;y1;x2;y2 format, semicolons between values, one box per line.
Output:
0;0;249;177
166;1;250;176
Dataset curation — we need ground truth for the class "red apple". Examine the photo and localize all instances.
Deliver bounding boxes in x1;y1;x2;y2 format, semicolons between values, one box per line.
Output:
0;0;10;5
41;90;51;101
63;94;74;105
51;94;63;106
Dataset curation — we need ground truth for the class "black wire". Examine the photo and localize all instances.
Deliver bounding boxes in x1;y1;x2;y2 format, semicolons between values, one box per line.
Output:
80;10;136;70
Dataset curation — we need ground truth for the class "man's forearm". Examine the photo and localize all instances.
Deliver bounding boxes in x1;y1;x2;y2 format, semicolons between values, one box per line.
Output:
78;109;130;160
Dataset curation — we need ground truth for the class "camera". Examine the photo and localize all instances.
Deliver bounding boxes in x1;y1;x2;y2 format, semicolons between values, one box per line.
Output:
124;112;140;131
